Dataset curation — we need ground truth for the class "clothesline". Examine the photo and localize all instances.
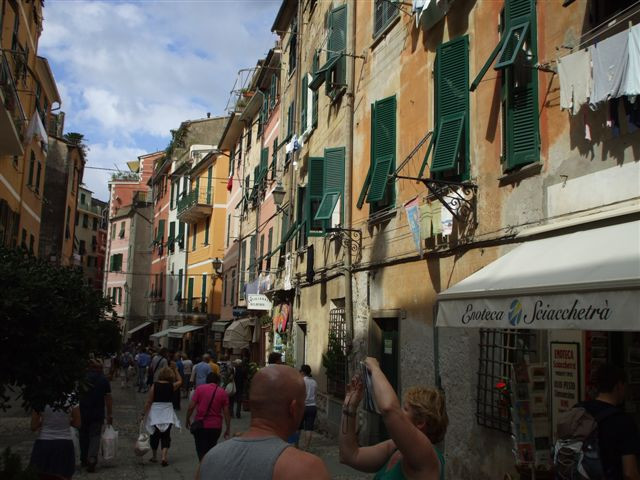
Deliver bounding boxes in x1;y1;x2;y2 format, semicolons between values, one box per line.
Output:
537;1;640;71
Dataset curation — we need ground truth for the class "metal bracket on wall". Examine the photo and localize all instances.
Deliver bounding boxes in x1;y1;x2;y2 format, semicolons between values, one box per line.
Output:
394;175;478;224
326;227;363;264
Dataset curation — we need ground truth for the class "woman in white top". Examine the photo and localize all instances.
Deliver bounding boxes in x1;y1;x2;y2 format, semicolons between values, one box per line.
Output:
300;364;318;451
29;401;81;479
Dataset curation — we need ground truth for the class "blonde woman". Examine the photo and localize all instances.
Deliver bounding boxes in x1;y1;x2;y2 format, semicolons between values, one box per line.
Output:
339;357;448;480
143;365;182;466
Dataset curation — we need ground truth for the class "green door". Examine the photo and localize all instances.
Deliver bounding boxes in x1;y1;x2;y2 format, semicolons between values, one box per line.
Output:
187;277;194;312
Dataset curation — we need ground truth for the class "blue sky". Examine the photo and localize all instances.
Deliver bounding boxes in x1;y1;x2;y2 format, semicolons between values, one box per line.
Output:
40;0;281;201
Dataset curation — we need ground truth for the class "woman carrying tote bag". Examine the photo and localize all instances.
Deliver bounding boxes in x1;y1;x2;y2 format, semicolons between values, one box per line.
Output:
185;372;231;460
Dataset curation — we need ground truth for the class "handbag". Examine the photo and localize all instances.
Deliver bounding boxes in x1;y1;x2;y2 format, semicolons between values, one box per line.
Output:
134;421;150;457
190;386;218;434
225;381;236;397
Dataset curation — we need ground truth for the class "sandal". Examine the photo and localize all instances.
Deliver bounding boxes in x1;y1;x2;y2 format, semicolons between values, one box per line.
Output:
161;460;168;467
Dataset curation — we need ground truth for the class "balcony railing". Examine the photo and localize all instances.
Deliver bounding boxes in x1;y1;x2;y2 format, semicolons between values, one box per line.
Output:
78;202;103;215
0;52;26;156
177;298;208;315
176;188;213;223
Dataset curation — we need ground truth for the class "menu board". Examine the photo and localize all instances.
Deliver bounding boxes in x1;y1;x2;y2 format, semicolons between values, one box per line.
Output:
550;342;581;436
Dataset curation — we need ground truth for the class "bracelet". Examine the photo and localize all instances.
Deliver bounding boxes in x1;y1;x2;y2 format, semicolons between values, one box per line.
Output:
342;409;356;417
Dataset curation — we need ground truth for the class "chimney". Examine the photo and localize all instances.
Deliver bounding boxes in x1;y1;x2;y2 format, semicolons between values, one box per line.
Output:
207;112;211;118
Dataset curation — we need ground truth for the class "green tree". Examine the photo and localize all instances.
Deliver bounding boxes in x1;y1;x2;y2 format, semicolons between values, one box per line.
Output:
0;247;121;412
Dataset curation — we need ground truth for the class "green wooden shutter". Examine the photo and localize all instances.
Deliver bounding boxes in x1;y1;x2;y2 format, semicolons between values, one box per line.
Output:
301;75;308;132
327;5;347;97
505;0;539;169
307;156;324;234
431;35;469;175
366;95;396;204
168;221;175;242
287;102;294;139
280;206;290;244
367;154;393;203
206;166;213;203
271;138;278;179
312;52;319;126
170;181;175;209
315;148;344;221
239;240;246;299
187;277;194;310
201;274;207;304
357;103;376;209
260;148;269;179
157;219;165;243
249;234;256;281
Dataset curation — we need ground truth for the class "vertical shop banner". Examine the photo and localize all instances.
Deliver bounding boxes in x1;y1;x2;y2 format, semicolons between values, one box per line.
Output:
404;198;423;256
550;342;581;436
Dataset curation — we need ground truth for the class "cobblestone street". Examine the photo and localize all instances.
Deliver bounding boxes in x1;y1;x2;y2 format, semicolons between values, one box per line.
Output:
0;381;369;479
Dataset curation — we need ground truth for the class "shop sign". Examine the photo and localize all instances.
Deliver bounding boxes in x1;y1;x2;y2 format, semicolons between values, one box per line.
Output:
437;290;640;331
247;294;273;311
550;342;580;437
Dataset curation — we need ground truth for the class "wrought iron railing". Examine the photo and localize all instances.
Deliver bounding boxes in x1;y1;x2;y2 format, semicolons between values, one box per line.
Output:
176;188;213;215
0;52;26;138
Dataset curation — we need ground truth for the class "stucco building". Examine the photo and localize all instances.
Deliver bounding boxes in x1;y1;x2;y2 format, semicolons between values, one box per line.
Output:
0;0;61;255
74;186;107;288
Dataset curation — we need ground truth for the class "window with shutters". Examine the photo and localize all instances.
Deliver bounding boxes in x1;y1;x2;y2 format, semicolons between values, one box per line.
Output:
296;185;307;248
289;17;298;75
314;147;345;226
266;227;273;272
429;35;470;181
309;6;347;101
374;0;399;38
286;101;295;141
249;234;257;282
239;240;246;299
471;0;539;171
271;138;278;180
356;95;396;214
300;75;308;133
307;156;325;237
312;52;319;127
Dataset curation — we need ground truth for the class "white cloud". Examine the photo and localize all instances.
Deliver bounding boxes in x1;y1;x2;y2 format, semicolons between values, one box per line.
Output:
39;0;280;195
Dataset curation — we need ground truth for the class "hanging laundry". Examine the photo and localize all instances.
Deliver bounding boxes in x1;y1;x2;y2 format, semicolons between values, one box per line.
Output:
584;109;592;141
589;30;629;109
226;175;233;192
622;24;640;96
558;49;591;115
420;202;433;239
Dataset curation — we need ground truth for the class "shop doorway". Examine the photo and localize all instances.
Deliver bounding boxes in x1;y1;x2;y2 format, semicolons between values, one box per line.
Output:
294;322;307;369
369;315;399;442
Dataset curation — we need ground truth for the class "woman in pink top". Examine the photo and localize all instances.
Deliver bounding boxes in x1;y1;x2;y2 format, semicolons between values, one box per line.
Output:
185;371;231;460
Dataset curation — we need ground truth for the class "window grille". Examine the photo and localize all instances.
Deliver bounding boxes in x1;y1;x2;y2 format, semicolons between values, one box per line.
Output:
326;307;347;398
476;328;537;432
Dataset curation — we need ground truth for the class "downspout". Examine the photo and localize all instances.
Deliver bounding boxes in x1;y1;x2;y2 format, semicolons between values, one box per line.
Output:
344;0;356;370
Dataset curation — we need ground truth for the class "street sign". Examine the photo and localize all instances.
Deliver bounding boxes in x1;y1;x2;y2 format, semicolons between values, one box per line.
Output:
247;294;273;311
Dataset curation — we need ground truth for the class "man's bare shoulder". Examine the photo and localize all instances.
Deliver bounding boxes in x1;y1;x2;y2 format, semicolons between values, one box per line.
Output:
273;447;330;480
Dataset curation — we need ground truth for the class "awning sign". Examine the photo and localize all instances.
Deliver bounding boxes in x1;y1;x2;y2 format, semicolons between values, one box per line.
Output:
437;290;640;331
247;294;273;311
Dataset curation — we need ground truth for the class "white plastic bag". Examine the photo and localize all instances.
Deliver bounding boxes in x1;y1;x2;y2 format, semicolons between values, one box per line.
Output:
100;424;118;461
225;381;236;397
70;427;81;466
134;422;150;457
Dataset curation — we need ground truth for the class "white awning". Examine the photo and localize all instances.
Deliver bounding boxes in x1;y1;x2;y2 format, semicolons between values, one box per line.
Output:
149;328;174;339
168;325;205;338
127;321;153;335
223;319;254;350
436;220;640;330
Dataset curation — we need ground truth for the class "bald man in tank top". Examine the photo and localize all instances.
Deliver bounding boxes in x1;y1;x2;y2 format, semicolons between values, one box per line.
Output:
196;364;330;480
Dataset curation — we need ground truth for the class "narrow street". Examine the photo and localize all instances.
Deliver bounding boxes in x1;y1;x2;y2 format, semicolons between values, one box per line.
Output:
0;381;369;479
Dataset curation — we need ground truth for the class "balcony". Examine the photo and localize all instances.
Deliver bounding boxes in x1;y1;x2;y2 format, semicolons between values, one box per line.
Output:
177;298;208;315
149;300;166;319
0;53;26;156
78;202;104;215
177;188;212;223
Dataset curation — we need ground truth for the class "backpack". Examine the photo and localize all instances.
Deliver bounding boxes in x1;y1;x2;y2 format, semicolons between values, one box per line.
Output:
553;403;618;479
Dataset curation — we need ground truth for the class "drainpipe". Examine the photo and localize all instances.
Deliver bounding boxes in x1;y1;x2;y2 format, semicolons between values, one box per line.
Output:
344;0;357;371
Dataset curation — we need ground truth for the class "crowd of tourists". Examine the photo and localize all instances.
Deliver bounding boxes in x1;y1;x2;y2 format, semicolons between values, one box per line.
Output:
25;343;638;480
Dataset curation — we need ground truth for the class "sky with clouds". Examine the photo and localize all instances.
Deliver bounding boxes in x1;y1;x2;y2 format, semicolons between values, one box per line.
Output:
39;0;281;201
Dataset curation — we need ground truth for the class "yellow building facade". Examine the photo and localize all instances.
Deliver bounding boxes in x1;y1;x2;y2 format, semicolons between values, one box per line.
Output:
0;1;60;254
